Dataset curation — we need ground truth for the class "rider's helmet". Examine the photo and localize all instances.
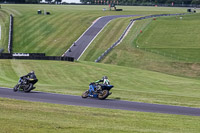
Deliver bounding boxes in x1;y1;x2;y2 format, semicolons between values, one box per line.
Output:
30;70;35;74
102;76;108;79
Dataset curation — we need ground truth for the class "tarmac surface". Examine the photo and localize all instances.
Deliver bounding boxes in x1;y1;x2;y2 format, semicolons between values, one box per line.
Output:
0;87;200;116
63;15;140;60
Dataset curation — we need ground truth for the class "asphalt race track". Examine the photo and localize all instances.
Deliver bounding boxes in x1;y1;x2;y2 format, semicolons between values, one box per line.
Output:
63;15;140;60
0;87;200;116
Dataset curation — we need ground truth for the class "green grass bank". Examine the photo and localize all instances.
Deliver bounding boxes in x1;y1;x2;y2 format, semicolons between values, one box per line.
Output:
0;98;200;133
94;13;200;78
135;13;200;62
0;59;200;108
0;4;187;55
0;8;9;52
0;5;199;132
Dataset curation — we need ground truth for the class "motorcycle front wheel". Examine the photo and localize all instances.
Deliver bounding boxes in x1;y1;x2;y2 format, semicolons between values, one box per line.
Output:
13;85;19;92
81;91;89;98
98;90;109;100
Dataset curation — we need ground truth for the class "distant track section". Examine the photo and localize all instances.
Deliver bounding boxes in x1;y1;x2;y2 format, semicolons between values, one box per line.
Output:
0;87;200;116
62;15;140;60
95;13;187;62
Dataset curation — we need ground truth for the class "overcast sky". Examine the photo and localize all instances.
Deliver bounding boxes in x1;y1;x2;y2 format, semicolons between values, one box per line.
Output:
41;0;81;3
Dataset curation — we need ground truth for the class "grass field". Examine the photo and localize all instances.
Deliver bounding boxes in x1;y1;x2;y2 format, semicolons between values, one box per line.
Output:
135;13;200;62
96;13;200;78
0;9;9;52
0;59;200;108
1;98;200;133
0;4;186;55
0;5;200;132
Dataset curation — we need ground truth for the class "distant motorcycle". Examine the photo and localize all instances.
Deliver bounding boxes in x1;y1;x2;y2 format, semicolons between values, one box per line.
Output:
82;82;113;100
13;77;38;93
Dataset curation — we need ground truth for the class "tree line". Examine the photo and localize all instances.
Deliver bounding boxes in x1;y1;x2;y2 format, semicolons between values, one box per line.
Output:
82;0;200;5
0;0;62;3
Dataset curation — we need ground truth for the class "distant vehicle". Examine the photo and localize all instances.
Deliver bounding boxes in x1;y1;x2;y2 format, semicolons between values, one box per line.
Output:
82;82;113;100
13;77;38;93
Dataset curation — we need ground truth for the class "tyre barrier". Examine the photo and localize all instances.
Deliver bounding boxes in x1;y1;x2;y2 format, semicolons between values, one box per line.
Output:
0;53;74;62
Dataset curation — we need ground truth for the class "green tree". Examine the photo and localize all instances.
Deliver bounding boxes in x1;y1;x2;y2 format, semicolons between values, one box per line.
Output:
191;0;200;4
55;0;62;2
25;0;41;3
45;0;52;3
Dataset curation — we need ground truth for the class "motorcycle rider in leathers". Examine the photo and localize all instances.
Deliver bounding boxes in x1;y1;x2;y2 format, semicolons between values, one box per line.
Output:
19;70;38;85
88;76;110;95
95;76;110;85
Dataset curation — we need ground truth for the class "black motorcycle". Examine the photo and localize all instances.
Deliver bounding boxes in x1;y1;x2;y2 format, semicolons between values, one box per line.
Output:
13;77;38;93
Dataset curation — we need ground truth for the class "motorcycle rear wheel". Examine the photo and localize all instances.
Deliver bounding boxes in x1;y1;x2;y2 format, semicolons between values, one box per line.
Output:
24;83;33;93
98;90;109;100
81;91;89;98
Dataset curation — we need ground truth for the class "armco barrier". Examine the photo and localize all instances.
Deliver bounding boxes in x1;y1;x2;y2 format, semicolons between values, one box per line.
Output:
95;20;135;62
0;53;74;62
0;53;12;59
95;13;187;62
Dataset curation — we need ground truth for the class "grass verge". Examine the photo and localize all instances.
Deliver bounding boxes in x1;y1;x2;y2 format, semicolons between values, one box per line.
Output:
0;97;200;133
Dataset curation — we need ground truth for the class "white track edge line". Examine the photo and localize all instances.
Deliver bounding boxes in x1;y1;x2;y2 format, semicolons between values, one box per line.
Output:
77;19;112;60
62;17;103;57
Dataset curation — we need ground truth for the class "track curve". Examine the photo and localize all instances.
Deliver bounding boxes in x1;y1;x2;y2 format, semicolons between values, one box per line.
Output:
0;87;200;116
63;15;140;60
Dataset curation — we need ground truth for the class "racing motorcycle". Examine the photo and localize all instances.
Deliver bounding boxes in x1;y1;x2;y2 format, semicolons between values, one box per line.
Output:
82;82;113;100
13;77;38;93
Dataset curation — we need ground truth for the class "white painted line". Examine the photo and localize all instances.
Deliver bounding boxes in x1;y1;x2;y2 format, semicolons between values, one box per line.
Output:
77;19;112;60
77;16;136;60
62;17;103;57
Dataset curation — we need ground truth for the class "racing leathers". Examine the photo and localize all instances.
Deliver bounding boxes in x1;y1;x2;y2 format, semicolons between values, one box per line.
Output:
19;72;38;85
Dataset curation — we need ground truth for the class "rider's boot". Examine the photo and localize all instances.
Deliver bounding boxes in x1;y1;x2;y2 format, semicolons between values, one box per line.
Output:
89;95;93;97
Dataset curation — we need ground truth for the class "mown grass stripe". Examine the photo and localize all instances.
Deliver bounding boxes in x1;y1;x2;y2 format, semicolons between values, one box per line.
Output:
0;10;9;52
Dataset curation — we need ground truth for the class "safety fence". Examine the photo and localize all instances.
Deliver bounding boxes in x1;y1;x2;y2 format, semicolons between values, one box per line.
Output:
95;19;135;62
0;53;74;62
95;13;187;62
8;14;13;53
